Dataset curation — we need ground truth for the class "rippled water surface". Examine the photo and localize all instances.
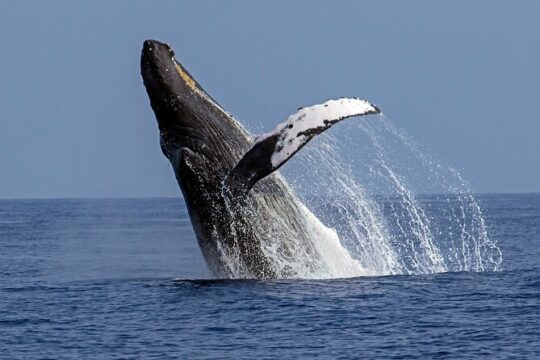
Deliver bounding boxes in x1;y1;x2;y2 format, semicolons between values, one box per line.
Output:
1;195;539;359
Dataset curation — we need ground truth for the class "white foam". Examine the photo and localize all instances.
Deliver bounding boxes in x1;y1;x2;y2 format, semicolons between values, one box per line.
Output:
296;202;367;278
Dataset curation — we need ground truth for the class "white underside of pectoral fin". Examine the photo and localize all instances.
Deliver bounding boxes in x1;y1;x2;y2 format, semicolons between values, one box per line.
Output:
262;98;381;168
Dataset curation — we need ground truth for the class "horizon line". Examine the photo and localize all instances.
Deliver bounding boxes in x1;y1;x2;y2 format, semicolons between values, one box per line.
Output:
1;191;539;201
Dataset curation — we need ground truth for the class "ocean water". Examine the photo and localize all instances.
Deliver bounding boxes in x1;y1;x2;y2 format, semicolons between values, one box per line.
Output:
1;194;539;359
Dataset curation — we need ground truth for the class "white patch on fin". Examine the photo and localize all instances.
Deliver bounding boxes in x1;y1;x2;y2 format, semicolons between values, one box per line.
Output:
225;97;380;192
258;98;380;168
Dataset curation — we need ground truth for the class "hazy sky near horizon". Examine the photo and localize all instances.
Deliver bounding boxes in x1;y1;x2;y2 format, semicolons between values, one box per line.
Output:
1;1;539;198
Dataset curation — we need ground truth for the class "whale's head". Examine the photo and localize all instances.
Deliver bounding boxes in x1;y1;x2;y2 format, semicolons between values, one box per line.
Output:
141;40;251;199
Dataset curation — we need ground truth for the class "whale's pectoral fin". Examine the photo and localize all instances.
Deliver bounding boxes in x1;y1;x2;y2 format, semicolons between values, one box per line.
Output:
224;98;380;193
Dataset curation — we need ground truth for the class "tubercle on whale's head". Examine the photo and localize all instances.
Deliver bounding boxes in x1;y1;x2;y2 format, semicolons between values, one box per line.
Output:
141;40;200;95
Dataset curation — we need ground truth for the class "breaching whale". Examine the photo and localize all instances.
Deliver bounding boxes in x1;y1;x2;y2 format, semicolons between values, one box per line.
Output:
141;40;380;278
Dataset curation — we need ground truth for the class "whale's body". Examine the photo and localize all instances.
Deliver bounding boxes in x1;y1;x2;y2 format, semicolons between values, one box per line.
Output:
141;40;380;278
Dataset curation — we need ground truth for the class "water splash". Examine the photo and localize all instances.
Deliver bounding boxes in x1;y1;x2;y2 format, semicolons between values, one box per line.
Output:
219;181;366;279
281;114;502;276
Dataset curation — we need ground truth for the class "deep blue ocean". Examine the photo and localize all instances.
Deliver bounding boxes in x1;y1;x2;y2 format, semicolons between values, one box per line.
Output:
1;194;539;359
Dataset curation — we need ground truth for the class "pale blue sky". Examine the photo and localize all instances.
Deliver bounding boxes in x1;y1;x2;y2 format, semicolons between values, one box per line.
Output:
0;1;538;198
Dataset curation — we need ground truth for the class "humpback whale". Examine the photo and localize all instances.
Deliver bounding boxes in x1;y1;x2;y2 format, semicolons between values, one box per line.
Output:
141;40;380;278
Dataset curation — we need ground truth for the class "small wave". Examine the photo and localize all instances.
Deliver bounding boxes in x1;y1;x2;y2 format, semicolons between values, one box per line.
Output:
0;318;52;326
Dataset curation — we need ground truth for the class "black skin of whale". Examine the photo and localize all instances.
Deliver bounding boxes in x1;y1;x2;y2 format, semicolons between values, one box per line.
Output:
141;40;315;278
